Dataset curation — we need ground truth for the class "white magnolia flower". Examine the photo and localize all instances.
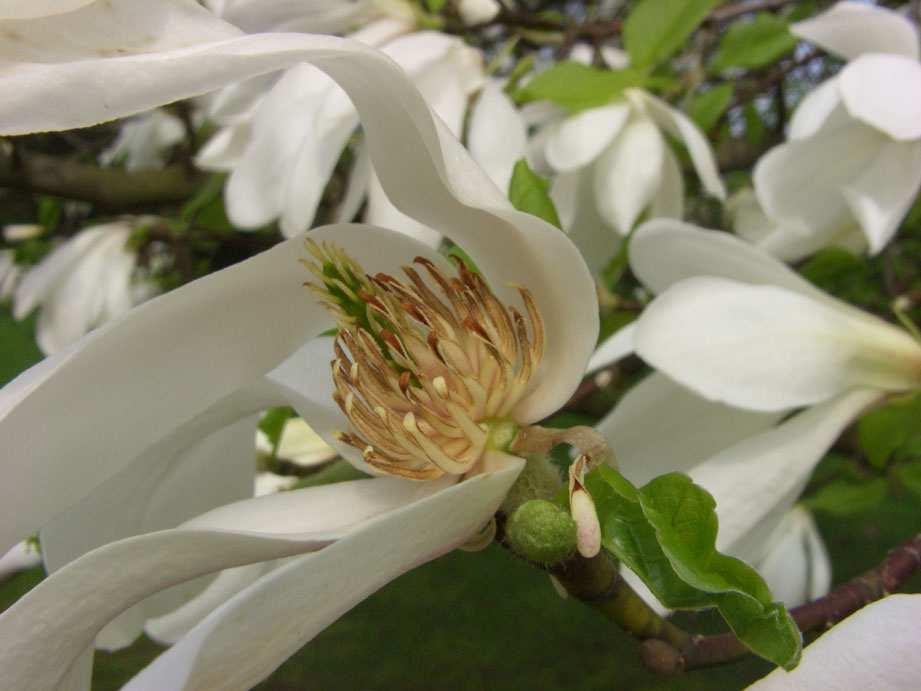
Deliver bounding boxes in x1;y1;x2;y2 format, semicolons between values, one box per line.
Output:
539;84;725;270
255;416;338;468
754;1;921;255
0;3;598;688
99;109;186;171
467;79;529;194
196;0;486;246
12;219;159;355
457;0;500;26
750;594;921;690
589;218;920;603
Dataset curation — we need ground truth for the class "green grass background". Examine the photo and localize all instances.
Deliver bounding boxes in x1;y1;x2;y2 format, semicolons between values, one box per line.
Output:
2;306;919;690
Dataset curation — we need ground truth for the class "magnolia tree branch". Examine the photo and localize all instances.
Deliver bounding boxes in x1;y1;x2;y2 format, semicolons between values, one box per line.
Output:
0;144;203;208
640;531;921;674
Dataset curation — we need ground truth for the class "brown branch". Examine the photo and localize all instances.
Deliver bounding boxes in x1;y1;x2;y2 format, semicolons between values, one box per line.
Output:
641;531;921;674
0;146;203;208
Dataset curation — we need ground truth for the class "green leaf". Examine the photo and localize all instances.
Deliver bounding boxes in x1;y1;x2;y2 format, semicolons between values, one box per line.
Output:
710;14;796;73
513;62;646;112
895;462;921;501
858;392;921;468
623;0;722;69
687;84;734;132
424;0;446;13
586;466;801;669
805;478;888;516
508;159;562;229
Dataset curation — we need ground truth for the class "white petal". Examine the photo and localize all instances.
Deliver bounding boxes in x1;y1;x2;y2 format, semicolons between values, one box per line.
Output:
545;103;630;173
631;90;725;200
468;81;528;193
755;120;888;235
457;0;500;26
551;168;618;274
0;474;460;689
843;139;921;253
0;0;241;63
635;276;921;411
629;220;829;301
0;0;95;19
749;595;921;690
689;389;880;559
0;541;41;581
754;507;831;608
218;0;377;34
788;77;848;141
594;117;665;234
791;1;920;61
195;122;252;172
648;146;684;220
123;459;523;690
334;140;371;223
225;63;334;229
206;74;277;125
599;373;781;488
839;53;921;141
585;323;636;374
274;418;336;467
0;224;446;555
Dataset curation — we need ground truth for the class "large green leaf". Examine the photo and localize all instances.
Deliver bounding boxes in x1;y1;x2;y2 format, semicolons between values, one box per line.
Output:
586;466;801;669
508;159;562;229
806;477;888;516
710;13;796;73
512;61;645;112
623;0;722;69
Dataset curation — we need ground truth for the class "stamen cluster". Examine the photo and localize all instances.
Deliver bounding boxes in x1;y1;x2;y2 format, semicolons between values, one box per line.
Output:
303;240;544;480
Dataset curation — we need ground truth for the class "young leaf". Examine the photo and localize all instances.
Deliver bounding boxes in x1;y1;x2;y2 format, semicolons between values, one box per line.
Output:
623;0;722;69
710;13;796;73
687;84;734;132
586;466;802;669
508;159;562;229
857;392;921;469
513;62;645;112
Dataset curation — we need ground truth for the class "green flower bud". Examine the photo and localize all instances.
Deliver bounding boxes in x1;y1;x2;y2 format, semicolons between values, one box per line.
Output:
505;499;577;566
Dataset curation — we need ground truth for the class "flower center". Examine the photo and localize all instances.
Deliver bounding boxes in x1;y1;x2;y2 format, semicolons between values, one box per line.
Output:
303;240;544;480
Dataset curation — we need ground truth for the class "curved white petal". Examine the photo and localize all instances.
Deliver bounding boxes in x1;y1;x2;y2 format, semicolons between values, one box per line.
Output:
839;53;921;141
599;372;781;488
0;473;459;689
594;117;665;234
334;140;371;223
468;81;528;193
754;507;831;608
545;103;630;172
754;121;888;235
635;276;921;411
123;458;523;690
217;0;377;34
551;168;618;274
195;122;252;171
791;1;920;62
629;220;829;301
206;73;276;125
586;322;636;374
843;139;921;253
364;170;443;247
631;90;725;201
689;389;880;560
648;146;684;220
0;224;446;555
788;77;848;141
749;595;921;690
